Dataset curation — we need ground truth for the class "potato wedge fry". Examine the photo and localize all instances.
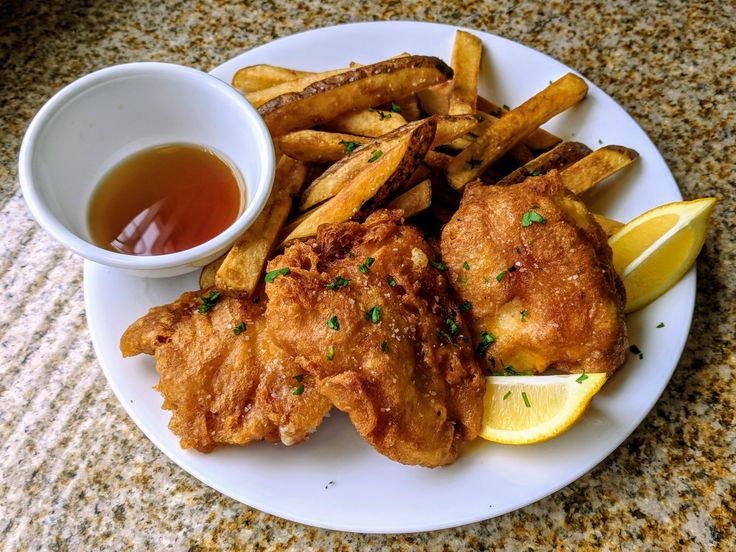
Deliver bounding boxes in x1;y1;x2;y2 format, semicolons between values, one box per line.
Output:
560;145;639;194
446;73;589;189
324;109;408;137
232;64;314;93
299;118;436;212
281;142;409;244
394;94;422;121
387;179;432;218
245;67;352;108
424;150;453;172
259;56;453;137
477;98;562;151
493;141;593;185
215;156;308;293
448;31;483;115
431;115;481;148
199;255;225;289
417;80;452;115
593;214;624;237
277;130;365;164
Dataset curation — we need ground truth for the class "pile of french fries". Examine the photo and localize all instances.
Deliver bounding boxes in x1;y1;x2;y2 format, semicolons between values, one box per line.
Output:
202;31;639;293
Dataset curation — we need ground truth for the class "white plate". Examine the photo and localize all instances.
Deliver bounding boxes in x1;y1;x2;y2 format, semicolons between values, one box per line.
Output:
84;21;694;533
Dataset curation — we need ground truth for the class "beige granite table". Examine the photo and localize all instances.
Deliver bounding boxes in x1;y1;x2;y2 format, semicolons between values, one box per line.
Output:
1;1;733;549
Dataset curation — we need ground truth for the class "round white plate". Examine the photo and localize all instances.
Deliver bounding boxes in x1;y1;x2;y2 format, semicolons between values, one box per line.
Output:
84;21;694;533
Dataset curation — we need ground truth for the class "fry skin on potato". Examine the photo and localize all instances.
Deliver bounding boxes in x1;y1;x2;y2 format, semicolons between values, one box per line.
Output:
232;64;314;93
448;30;483;115
387;179;432;218
259;56;453;137
215;156;308;293
277;130;365;164
299;118;436;212
245;67;353;108
492;141;593;185
446;73;589;189
559;145;639;194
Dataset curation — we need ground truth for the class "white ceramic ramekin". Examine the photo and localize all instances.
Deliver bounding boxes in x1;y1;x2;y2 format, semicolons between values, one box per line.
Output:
19;62;275;278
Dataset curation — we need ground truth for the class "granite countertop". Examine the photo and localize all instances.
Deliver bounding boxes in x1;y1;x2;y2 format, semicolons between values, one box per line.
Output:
1;1;733;549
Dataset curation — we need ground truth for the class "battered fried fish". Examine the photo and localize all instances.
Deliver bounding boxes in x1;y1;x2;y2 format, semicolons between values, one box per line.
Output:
441;172;627;375
264;210;485;467
120;290;331;452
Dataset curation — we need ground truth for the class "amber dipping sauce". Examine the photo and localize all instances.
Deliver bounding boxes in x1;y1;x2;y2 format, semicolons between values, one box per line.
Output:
88;144;242;256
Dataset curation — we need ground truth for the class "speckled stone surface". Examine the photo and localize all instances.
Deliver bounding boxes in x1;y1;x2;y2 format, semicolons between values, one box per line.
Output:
1;0;734;549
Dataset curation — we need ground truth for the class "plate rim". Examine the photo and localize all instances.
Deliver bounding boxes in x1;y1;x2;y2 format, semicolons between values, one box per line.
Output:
84;20;695;533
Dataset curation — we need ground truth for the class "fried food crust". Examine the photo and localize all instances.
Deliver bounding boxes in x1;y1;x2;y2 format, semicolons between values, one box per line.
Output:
441;172;627;374
264;210;485;467
120;291;331;452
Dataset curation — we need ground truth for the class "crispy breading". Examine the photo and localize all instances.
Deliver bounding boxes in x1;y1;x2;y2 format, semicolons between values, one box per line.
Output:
264;210;485;467
441;172;627;374
120;291;331;452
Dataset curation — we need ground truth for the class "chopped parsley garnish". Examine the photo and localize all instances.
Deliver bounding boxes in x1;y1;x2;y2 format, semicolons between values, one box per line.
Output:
326;275;350;290
293;375;303;382
386;275;397;287
233;322;246;335
365;305;382;324
503;391;512;401
459;274;468;286
629;344;643;359
598;138;603;145
657;322;665;328
438;330;454;345
328;316;340;330
198;290;221;313
476;331;495;356
368;108;392;120
515;246;522;253
390;101;402;113
502;104;511;111
342;247;355;258
530;169;541;176
460;300;473;312
265;267;290;283
496;271;507;282
430;260;447;271
483;277;490;284
445;317;459;338
521;211;547;227
368;150;383;163
292;384;305;396
467;158;482;168
576;372;589;384
381;340;389;353
326;345;336;361
504;365;520;376
521;391;531;408
463;261;470;270
358;256;375;274
339;140;361;154
520;309;528;322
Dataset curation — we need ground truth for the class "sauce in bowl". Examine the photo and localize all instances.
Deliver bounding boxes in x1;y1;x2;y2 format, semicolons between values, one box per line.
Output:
88;144;243;256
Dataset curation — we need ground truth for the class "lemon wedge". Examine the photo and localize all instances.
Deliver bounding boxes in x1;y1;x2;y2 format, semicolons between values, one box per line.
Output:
479;374;607;444
609;198;715;313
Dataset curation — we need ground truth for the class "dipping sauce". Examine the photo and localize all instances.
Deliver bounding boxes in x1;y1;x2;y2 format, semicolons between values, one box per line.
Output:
88;144;242;256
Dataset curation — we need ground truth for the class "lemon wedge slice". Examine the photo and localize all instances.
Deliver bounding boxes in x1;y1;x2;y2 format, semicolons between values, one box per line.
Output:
479;374;607;444
608;198;715;313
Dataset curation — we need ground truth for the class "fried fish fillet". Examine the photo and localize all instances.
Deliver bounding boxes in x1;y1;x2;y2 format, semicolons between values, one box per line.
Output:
120;291;331;452
264;210;485;467
441;172;627;374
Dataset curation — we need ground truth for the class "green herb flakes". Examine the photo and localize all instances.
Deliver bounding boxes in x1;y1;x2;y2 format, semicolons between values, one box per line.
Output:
430;260;447;271
233;322;246;335
657;322;665;328
463;261;470;270
265;267;290;283
198;290;221;314
326;275;350;290
368;150;383;163
339;140;361;154
521;391;531;408
503;391;512;401
292;384;305;396
520;309;528;322
460;300;473;312
576;372;589;384
326;345;336;361
496;271;507;282
521;211;546;227
365;306;382;324
381;340;389;353
390;101;402;113
328;316;340;331
476;331;495;356
387;275;397;287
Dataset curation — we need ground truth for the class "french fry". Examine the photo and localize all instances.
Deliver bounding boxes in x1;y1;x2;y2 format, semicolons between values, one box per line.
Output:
431;115;480;148
232;64;314;93
446;73;589;189
277;130;365;164
281;142;409;244
448;31;482;115
199;255;225;289
493;141;593;185
299;118;436;212
559;146;639;194
476;98;562;151
387;179;432;218
424;150;453;172
417;80;452;115
394;94;422;121
245;67;352;108
324;109;408;137
593;214;624;237
215;156;308;293
259;56;453;136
